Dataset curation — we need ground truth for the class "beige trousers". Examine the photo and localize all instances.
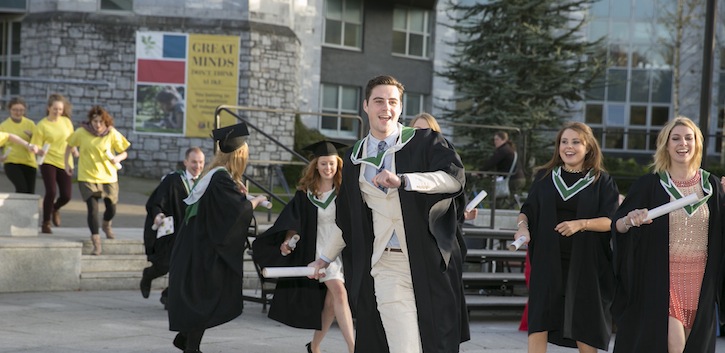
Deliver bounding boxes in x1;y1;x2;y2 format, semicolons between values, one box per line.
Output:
370;250;423;353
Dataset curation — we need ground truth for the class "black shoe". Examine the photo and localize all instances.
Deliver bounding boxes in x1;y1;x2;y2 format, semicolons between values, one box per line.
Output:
160;293;168;310
305;342;312;353
140;269;151;299
173;333;187;351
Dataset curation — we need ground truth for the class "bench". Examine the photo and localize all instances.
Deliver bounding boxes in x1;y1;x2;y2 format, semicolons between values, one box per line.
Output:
462;272;526;291
465;295;527;311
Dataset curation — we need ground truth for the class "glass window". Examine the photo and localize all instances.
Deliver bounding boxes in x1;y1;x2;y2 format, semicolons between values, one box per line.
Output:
651;106;670;125
589;20;608;41
100;0;133;11
590;0;609;17
0;21;21;95
604;128;625;149
630;105;647;125
585;104;604;124
634;0;654;19
610;0;632;19
651;70;672;103
607;104;626;126
392;6;431;58
608;69;628;102
403;93;424;119
0;0;26;11
320;83;360;138
610;44;629;67
586;74;606;100
324;0;363;49
627;129;647;149
629;69;649;102
610;21;630;42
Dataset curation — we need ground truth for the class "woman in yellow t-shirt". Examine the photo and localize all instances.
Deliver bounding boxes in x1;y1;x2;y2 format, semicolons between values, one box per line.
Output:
31;93;77;234
66;106;130;255
0;97;38;193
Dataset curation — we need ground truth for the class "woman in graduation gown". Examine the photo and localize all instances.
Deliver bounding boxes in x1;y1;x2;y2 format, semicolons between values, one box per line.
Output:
513;122;620;353
167;122;267;353
611;116;725;353
252;140;354;353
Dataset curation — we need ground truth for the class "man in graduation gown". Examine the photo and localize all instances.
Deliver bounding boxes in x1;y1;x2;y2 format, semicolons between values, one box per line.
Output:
141;147;205;306
310;75;469;353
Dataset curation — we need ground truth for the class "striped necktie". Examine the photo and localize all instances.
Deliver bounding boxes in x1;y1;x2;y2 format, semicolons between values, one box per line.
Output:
377;141;387;191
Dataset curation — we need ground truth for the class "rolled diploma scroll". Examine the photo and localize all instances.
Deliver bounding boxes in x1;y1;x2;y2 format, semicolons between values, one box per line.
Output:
105;150;122;170
643;193;700;222
36;143;51;165
262;266;325;278
281;234;301;257
508;236;527;251
465;190;488;212
246;194;272;209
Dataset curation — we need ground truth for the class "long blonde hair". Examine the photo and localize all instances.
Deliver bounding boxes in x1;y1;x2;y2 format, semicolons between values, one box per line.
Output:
652;116;703;175
297;155;343;197
205;143;249;189
409;112;442;132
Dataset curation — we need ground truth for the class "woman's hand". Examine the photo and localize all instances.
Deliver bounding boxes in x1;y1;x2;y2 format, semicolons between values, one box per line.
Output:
555;219;588;236
248;195;267;209
624;209;652;228
307;258;329;280
464;208;478;220
64;165;73;176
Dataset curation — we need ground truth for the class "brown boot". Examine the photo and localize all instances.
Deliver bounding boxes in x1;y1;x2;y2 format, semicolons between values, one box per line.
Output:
91;234;102;255
52;210;61;227
41;221;52;234
102;220;115;239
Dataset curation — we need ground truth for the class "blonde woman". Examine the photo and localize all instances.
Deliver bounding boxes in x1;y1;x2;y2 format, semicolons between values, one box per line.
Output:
167;122;267;353
612;116;725;353
31;93;77;233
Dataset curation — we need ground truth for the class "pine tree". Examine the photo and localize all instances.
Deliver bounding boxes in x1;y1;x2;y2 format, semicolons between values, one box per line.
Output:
439;0;607;169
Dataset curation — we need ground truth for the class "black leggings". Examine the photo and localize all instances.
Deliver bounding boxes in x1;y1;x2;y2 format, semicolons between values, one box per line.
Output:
85;197;116;235
4;163;37;194
40;164;72;222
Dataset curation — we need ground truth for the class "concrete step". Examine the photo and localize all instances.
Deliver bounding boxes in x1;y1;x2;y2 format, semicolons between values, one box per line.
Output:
81;239;145;255
81;254;150;272
80;271;167;291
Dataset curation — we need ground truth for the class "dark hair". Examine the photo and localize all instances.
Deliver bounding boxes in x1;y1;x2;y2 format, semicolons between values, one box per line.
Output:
364;75;405;102
535;121;604;180
185;146;204;159
87;105;115;127
156;89;180;103
7;96;26;110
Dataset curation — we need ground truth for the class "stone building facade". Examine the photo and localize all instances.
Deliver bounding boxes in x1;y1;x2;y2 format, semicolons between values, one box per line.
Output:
15;10;299;179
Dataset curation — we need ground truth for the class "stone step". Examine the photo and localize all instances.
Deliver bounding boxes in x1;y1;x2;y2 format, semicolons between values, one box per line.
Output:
80;271;167;291
81;254;150;272
81;239;145;255
464;295;527;311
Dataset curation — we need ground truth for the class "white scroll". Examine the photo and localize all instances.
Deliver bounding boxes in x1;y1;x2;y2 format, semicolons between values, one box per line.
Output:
247;194;272;209
465;190;488;212
262;266;325;278
508;236;527;251
105;150;122;170
281;234;301;257
151;216;174;238
643;193;700;222
35;143;50;165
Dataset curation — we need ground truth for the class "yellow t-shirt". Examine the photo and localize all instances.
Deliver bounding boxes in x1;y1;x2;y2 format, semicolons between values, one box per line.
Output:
31;116;75;170
66;126;131;183
0;132;9;146
0;116;37;168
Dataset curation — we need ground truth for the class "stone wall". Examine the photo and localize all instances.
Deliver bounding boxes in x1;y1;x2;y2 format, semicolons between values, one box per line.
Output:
18;12;299;179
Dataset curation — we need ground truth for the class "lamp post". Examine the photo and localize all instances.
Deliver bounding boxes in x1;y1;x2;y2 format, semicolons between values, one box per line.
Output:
700;0;717;168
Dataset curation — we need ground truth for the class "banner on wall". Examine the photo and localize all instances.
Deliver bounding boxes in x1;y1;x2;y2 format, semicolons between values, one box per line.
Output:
134;31;240;137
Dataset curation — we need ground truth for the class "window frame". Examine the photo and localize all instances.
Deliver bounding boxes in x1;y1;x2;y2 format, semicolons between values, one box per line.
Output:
392;6;432;59
322;0;363;51
319;83;361;139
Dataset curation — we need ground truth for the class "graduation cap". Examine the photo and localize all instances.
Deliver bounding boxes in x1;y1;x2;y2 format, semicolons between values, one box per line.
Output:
302;140;347;158
212;122;249;153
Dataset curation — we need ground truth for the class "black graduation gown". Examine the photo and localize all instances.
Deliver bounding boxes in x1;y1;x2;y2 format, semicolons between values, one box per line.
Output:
143;170;189;266
520;170;619;350
252;190;327;329
167;170;254;332
612;172;725;353
337;128;469;353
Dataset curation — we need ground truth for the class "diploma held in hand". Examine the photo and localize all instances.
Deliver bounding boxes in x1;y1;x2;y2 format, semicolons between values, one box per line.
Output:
281;234;301;257
643;193;699;222
247;194;272;209
105;150;122;170
465;190;488;212
508;236;527;251
262;266;325;278
36;144;50;165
